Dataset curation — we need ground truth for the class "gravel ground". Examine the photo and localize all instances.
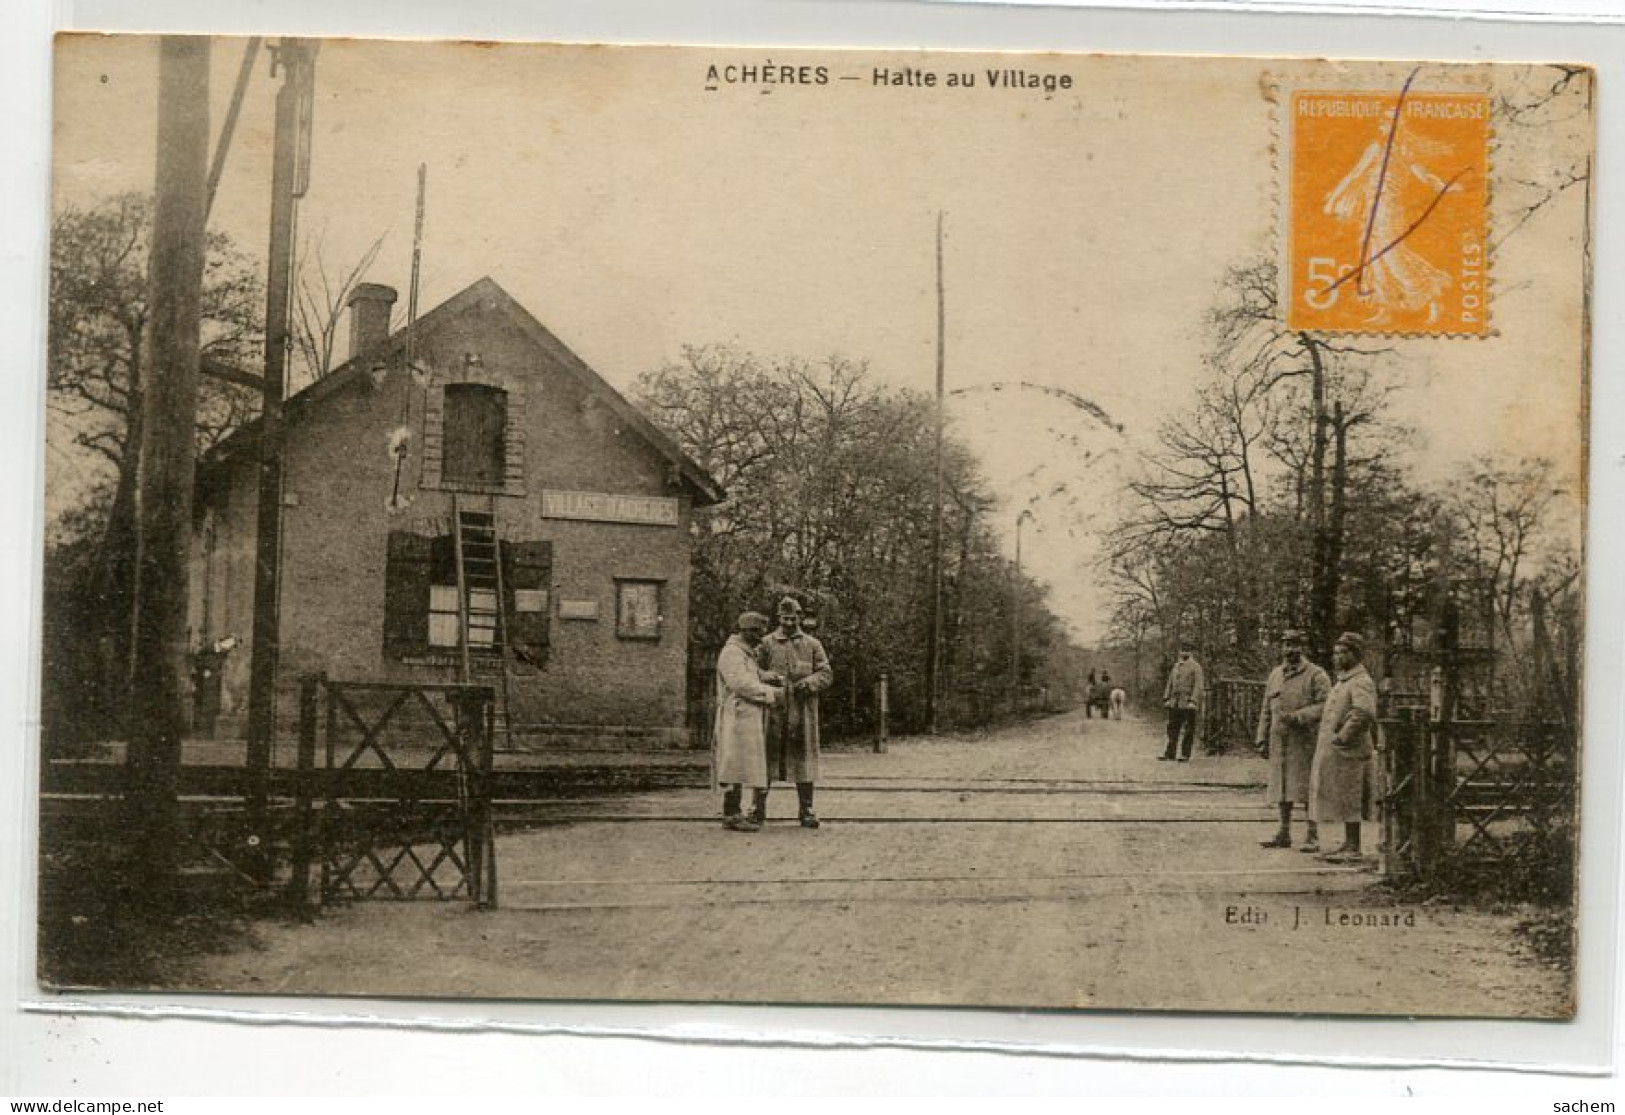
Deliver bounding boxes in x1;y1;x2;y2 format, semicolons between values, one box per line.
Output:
194;710;1572;1017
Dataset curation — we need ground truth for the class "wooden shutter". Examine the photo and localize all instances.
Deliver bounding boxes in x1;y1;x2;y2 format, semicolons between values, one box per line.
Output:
443;384;507;486
383;532;434;657
501;540;553;666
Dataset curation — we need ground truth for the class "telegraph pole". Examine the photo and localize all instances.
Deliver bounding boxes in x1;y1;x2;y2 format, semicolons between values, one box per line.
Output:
1011;509;1033;713
124;36;212;904
926;213;946;735
245;40;317;856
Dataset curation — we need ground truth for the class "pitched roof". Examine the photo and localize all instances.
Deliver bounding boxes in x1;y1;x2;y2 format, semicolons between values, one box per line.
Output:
201;276;725;506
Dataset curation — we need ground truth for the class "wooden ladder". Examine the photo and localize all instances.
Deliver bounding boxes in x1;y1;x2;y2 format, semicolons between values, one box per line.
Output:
452;497;517;750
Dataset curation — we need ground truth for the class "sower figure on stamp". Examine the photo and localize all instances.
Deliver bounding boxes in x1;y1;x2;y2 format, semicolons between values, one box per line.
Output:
756;596;834;828
712;611;783;833
1255;629;1330;850
1160;640;1205;761
1308;631;1380;862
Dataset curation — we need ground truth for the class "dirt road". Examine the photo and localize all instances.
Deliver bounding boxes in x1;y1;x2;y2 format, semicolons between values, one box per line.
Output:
196;711;1569;1016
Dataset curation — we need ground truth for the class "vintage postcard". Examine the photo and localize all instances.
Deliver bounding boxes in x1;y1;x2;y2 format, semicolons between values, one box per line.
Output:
39;37;1591;1018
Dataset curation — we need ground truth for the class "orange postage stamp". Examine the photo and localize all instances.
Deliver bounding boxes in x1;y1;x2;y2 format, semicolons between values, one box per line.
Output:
1286;83;1490;335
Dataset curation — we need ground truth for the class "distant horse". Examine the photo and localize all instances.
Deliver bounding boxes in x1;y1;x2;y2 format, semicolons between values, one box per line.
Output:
1109;688;1127;719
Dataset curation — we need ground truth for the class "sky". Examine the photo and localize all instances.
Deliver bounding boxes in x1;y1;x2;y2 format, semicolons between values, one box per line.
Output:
49;37;1591;641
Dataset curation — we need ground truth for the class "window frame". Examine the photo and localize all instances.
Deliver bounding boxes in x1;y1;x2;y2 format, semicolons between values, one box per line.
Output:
427;583;461;648
421;368;527;497
440;382;509;488
614;578;665;642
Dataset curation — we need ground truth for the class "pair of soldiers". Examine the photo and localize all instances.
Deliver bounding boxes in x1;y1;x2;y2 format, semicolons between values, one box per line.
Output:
712;598;834;832
1254;629;1379;863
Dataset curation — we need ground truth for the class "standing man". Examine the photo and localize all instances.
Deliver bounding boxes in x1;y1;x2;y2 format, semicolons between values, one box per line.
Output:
1160;640;1205;762
757;597;834;827
1255;630;1330;849
1308;632;1380;861
713;611;782;833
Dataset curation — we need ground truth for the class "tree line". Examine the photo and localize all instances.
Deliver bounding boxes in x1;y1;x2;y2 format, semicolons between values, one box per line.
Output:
636;345;1085;738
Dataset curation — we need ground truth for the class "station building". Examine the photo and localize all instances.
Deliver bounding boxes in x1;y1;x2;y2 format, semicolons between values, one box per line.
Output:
189;277;722;749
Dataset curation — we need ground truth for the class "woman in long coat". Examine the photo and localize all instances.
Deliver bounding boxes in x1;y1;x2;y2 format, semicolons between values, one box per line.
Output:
713;612;782;832
1309;631;1379;862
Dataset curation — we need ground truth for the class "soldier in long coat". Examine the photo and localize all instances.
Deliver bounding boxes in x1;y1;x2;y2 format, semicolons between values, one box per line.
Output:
1308;631;1380;862
712;611;782;832
756;597;834;827
1254;629;1330;850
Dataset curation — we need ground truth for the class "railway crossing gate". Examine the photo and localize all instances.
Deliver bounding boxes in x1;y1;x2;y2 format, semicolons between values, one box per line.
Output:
288;676;499;908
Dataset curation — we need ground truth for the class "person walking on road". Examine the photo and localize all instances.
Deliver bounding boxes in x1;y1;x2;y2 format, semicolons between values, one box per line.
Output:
712;611;783;832
1160;640;1206;761
1308;631;1380;861
1255;629;1330;850
1084;670;1099;719
757;597;834;827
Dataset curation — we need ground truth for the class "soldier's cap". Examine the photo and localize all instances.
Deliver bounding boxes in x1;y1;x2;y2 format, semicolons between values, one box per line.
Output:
1179;639;1195;650
1281;628;1307;644
737;611;771;632
777;596;804;617
1334;631;1365;656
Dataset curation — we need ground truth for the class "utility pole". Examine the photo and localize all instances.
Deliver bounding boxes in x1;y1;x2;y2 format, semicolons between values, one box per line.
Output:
926;213;946;735
124;36;212;905
245;39;317;860
1011;509;1033;714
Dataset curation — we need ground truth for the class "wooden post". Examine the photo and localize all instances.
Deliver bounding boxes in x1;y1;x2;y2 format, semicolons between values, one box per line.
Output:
246;41;317;861
462;686;498;909
876;671;889;754
286;673;320;913
481;691;499;909
123;36;211;907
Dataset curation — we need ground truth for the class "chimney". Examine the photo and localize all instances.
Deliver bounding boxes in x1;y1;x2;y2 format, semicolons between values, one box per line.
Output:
347;282;398;361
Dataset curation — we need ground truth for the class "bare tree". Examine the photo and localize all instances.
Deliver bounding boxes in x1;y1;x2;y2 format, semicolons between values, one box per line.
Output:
290;228;385;387
46;191;263;741
1449;455;1567;637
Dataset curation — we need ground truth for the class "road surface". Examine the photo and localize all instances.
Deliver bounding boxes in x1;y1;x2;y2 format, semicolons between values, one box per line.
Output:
195;709;1569;1017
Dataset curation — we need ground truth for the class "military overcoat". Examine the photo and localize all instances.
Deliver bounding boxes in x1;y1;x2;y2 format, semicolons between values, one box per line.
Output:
1309;662;1380;823
1256;659;1331;805
712;634;779;789
758;629;833;784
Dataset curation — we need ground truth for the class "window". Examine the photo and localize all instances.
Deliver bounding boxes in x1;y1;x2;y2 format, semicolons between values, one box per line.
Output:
428;585;460;647
442;383;507;486
385;533;553;663
615;579;663;640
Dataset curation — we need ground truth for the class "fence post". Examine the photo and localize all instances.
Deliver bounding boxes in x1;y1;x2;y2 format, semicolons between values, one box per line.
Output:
1418;664;1448;875
463;686;499;910
1380;709;1413;879
876;671;889;754
286;673;320;913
